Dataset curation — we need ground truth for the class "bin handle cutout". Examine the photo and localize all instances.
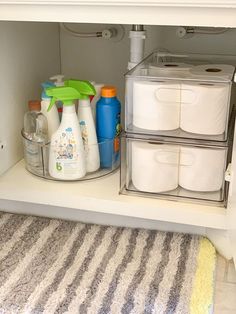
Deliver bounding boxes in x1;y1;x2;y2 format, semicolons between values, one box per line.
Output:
155;87;181;105
154;149;179;165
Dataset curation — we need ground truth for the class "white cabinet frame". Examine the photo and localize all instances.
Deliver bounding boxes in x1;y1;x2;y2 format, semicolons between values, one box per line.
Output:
0;0;235;264
1;0;236;27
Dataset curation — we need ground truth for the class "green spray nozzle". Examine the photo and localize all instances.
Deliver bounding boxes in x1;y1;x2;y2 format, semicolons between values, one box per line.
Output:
45;86;82;111
65;79;96;99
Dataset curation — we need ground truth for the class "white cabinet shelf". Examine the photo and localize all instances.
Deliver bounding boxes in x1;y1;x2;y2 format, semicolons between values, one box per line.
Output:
0;160;227;230
1;0;236;27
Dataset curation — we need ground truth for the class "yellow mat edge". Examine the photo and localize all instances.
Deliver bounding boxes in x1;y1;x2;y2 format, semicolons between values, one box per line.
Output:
190;237;216;314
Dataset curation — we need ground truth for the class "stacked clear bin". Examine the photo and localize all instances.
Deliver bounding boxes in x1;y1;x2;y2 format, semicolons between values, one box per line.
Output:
120;52;236;206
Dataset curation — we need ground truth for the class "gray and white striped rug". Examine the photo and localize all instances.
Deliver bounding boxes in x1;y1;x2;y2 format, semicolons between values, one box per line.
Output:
0;212;215;314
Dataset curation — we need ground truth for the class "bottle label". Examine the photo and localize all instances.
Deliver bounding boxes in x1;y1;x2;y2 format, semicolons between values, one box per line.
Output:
114;113;121;153
115;113;121;137
55;161;81;174
51;127;79;173
114;137;120;153
56;162;62;171
80;120;89;155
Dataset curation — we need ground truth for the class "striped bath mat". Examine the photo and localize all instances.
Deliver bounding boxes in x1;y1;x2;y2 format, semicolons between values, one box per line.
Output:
0;212;216;314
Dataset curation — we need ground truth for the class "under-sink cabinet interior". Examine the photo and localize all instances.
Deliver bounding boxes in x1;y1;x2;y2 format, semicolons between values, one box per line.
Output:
0;21;236;264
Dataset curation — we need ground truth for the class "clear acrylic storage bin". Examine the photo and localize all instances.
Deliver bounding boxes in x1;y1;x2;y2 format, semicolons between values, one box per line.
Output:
120;134;231;206
22;131;120;181
125;52;236;142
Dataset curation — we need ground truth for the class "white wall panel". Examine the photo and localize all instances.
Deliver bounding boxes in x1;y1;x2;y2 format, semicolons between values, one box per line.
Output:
60;24;163;107
61;24;236;100
158;26;236;55
0;21;60;175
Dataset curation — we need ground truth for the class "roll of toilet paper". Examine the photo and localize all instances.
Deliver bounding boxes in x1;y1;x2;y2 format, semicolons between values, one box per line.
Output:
147;63;193;79
150;62;192;71
190;64;235;80
133;81;181;130
179;146;227;192
180;83;230;135
131;141;179;193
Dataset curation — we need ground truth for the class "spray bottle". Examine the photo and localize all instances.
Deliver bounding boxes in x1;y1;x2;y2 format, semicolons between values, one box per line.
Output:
90;82;104;121
41;82;60;139
46;86;86;180
50;75;65;120
66;80;99;173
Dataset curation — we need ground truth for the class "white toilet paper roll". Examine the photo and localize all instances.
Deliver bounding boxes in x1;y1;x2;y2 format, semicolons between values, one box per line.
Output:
147;63;193;79
133;81;181;130
180;83;230;135
179;146;227;192
131;141;179;193
150;62;192;71
190;64;235;80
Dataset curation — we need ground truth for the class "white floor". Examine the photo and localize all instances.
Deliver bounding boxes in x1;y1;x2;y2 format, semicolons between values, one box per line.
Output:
214;255;236;313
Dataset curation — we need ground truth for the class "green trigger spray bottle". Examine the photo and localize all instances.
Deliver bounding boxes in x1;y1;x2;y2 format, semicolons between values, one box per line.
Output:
46;85;86;180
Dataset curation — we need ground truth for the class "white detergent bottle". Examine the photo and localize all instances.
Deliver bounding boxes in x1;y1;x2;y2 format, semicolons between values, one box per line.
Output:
50;75;65;120
66;80;100;172
41;82;60;139
90;82;104;121
45;85;86;180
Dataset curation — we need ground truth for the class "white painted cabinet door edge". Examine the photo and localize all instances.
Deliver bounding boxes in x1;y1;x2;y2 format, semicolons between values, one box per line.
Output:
1;0;236;27
226;117;236;266
1;0;236;8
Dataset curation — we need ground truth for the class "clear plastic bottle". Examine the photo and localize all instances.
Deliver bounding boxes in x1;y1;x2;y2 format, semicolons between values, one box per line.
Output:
23;100;48;175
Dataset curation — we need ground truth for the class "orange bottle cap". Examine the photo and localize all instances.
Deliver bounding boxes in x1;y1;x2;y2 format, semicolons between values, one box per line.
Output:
101;86;117;98
28;100;41;111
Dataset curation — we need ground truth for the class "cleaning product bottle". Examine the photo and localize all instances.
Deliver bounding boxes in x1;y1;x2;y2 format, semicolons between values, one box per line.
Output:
23;100;48;174
66;79;99;173
50;75;64;120
90;82;104;121
96;86;121;168
41;82;60;139
46;86;86;180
